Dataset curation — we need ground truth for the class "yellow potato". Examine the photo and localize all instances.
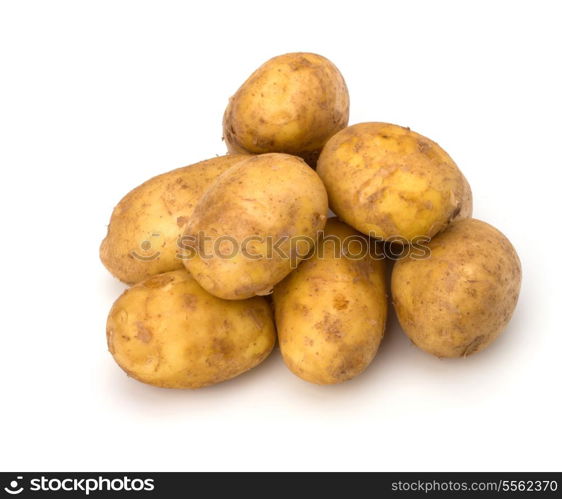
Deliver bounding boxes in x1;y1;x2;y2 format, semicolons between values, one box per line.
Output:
392;218;522;358
106;269;275;388
316;122;472;241
184;153;328;300
274;218;387;384
223;52;349;166
100;154;249;284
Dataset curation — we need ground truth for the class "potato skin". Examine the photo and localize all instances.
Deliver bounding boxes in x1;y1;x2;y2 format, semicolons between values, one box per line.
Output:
106;269;275;389
100;154;249;284
184;153;328;300
316;122;472;241
274;219;387;384
392;219;522;358
223;52;349;166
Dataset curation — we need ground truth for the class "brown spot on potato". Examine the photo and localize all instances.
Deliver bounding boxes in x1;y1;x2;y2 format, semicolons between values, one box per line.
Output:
118;309;128;324
367;188;389;204
353;258;373;282
443;270;458;292
143;274;175;289
417;140;431;153
463;335;486;356
327;343;370;382
449;205;461;221
244;307;266;329
135;322;153;343
314;313;343;341
333;294;349;310
183;294;198;310
310;211;320;226
212;336;235;357
176;216;190;227
293;302;310;316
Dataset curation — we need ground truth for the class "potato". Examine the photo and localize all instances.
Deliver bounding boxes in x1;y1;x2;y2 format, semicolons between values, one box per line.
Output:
392;218;521;358
183;153;329;300
316;122;472;241
274;218;387;384
223;52;349;166
106;269;275;389
100;154;249;284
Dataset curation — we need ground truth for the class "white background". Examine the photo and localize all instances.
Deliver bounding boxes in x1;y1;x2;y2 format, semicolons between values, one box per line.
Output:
1;0;560;472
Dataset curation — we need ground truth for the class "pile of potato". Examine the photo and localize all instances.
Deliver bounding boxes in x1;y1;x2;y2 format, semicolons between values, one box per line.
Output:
101;53;521;389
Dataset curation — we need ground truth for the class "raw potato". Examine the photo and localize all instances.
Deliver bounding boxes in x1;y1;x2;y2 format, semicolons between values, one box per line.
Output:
274;218;387;384
100;154;249;284
106;269;275;389
392;218;522;358
316;122;473;241
223;52;349;166
184;153;329;300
